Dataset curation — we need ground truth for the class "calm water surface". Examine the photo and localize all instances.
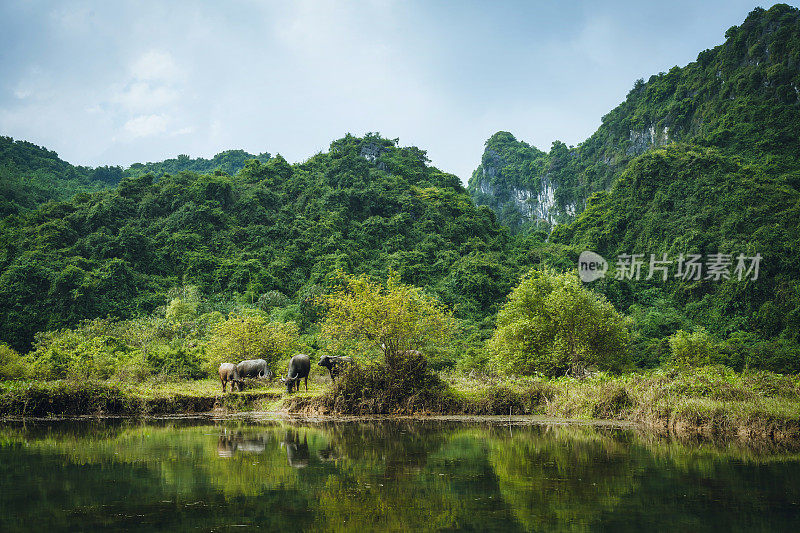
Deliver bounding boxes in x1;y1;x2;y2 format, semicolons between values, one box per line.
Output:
1;417;799;532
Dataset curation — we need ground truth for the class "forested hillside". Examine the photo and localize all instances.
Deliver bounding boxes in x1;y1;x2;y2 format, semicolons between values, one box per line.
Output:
2;5;799;375
470;4;800;232
123;149;272;179
0;137;117;218
463;4;800;371
0;134;524;351
0;136;273;219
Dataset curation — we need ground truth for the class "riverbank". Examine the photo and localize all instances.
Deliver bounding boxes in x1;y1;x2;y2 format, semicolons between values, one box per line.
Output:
285;366;800;443
2;366;799;443
0;379;295;417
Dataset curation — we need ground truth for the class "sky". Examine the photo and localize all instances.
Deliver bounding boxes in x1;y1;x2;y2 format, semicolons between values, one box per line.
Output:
0;0;789;183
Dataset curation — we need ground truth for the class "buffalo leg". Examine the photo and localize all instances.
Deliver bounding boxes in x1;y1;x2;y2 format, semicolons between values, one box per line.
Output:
221;378;226;393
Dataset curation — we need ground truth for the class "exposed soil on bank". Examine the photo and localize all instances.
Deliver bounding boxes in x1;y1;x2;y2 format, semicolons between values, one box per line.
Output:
0;380;282;418
2;367;800;446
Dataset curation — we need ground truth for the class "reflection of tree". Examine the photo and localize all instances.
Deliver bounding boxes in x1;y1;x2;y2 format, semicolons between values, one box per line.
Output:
217;431;267;457
2;420;800;531
487;425;641;532
309;421;523;532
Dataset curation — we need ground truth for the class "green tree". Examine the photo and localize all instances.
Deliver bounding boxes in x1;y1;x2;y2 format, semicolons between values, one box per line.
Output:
668;327;721;367
0;343;26;379
319;271;456;370
489;269;630;377
204;314;299;376
165;285;202;322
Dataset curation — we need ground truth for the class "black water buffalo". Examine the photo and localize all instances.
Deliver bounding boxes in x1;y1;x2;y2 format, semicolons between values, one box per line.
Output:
237;359;272;380
218;363;243;393
282;354;310;393
317;355;352;382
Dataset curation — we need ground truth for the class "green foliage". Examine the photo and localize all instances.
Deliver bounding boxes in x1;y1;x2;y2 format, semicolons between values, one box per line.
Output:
0;136;115;218
668;327;722;367
204;314;299;376
124;149;271;179
519;5;800;373
318;353;450;414
144;344;205;379
489;269;630;377
319;271;457;370
27;319;132;380
165;285;202;322
0;133;518;351
0;343;26;380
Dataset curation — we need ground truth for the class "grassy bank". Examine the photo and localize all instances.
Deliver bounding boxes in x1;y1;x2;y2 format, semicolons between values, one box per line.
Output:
286;366;800;442
0;379;288;417
2;366;799;443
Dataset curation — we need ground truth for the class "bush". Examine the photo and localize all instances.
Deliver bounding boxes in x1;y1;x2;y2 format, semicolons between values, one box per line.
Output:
145;344;205;379
668;327;721;367
0;343;26;380
319;351;449;414
204;313;299;376
165;285;202;322
720;332;800;373
488;269;630;377
319;271;457;372
27;320;132;380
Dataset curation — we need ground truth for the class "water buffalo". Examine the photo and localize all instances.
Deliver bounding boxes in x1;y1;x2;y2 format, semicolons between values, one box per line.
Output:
237;359;272;381
317;355;352;382
218;362;243;393
282;354;310;393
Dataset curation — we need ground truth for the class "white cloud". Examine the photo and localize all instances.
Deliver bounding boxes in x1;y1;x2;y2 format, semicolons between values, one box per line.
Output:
129;50;179;82
0;0;763;177
172;126;193;136
12;67;54;101
112;81;178;111
123;114;168;138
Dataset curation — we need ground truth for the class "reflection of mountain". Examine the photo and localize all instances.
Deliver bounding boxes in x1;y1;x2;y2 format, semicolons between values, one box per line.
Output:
1;420;800;531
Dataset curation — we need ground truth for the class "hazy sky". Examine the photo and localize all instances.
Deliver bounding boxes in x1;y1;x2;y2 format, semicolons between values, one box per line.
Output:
0;0;786;182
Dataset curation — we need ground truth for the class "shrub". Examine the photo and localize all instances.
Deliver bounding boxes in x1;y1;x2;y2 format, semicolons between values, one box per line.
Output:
319;352;449;414
668;327;721;367
204;314;299;376
165;285;202;322
27;323;132;380
257;290;289;312
319;271;457;371
488;269;630;377
145;343;205;379
0;343;26;380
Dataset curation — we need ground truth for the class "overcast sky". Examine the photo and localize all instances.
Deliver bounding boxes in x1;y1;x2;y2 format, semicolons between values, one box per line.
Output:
0;0;786;182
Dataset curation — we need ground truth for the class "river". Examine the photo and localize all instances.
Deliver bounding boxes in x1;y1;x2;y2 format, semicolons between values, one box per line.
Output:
0;416;798;531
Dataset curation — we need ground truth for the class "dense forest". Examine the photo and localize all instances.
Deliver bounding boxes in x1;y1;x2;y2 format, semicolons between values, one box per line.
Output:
470;4;800;370
0;133;526;355
0;136;271;219
1;4;799;381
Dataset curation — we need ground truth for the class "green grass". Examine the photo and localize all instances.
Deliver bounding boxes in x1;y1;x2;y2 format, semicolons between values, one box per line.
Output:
2;366;799;443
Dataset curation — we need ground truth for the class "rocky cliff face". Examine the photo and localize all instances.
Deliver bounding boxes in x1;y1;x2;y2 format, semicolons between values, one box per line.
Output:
627;125;671;155
468;133;580;232
471;5;800;234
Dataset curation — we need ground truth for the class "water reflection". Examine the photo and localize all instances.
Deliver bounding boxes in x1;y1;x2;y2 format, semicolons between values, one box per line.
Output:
282;430;310;468
0;418;799;531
